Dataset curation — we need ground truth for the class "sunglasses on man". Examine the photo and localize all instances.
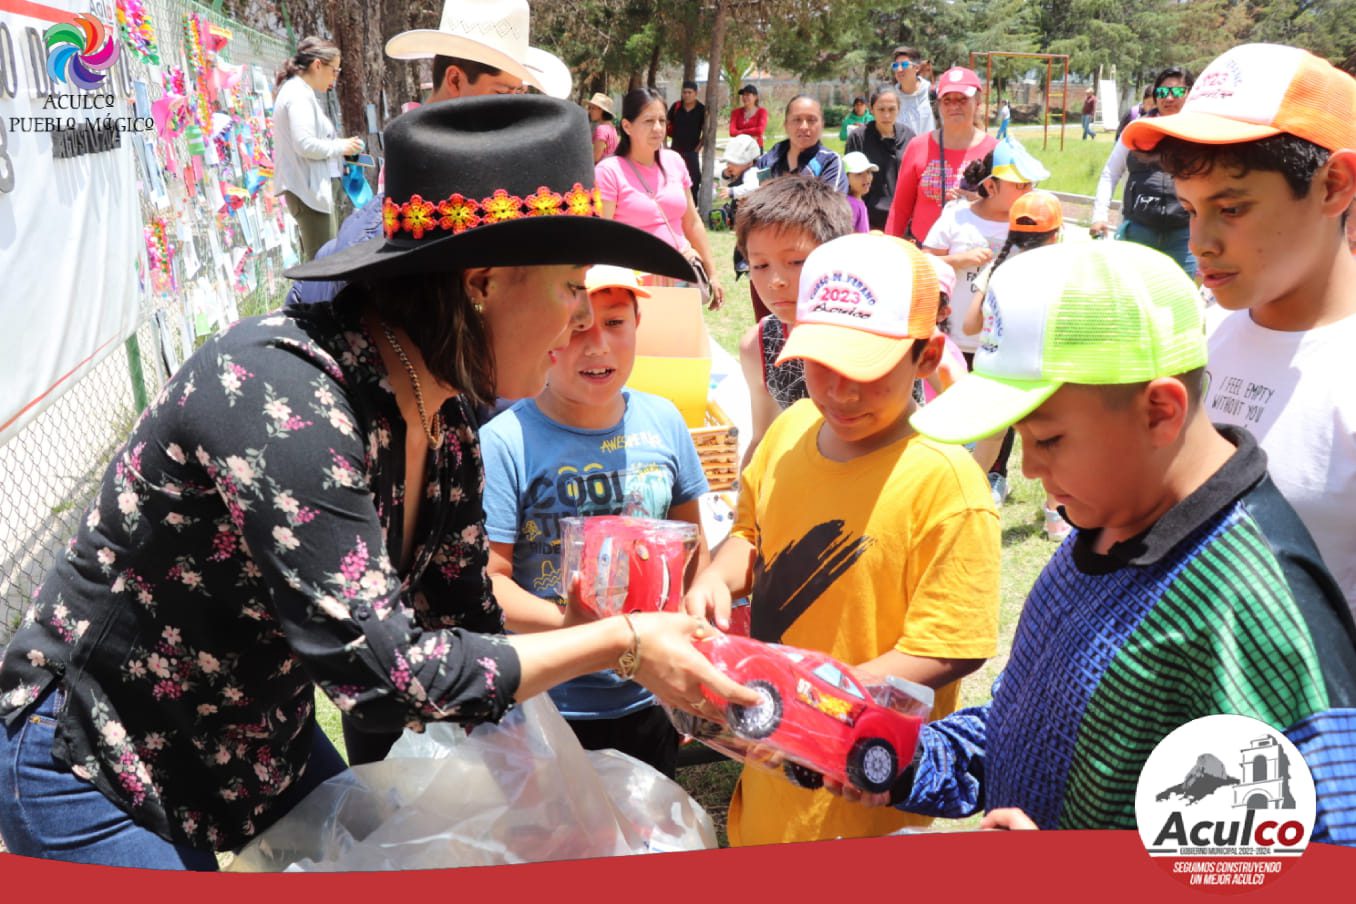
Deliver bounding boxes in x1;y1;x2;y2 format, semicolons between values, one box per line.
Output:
891;60;915;71
1154;85;1187;99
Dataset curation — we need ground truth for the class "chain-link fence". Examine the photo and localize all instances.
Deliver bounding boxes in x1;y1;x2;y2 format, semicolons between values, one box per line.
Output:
0;323;162;641
0;3;293;644
143;0;293;70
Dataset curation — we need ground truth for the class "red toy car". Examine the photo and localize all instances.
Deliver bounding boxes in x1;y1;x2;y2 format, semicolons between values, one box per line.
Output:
679;634;931;794
560;516;698;617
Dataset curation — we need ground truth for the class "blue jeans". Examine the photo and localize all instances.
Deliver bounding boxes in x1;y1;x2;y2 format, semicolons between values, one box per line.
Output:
1117;219;1197;278
1082;113;1095;139
996;119;1009;139
0;685;347;869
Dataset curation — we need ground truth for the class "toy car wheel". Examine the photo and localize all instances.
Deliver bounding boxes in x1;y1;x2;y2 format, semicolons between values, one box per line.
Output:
783;761;825;790
846;737;897;794
727;679;782;739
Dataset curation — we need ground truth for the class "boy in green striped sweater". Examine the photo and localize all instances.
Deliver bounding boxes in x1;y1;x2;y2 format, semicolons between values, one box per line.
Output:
830;240;1356;842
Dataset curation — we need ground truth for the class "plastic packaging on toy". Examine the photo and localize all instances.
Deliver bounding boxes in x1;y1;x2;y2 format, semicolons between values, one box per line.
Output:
226;694;715;872
667;633;933;794
559;515;699;617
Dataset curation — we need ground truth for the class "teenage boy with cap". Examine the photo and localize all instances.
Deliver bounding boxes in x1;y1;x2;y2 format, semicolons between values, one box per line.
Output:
480;265;710;778
1121;43;1356;622
837;240;1356;842
288;0;570;306
686;233;1000;845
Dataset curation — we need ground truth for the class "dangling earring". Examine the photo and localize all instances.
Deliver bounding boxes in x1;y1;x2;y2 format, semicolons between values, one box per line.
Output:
473;301;485;315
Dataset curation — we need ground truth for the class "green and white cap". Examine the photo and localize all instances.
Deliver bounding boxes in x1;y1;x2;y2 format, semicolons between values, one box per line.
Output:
910;241;1207;444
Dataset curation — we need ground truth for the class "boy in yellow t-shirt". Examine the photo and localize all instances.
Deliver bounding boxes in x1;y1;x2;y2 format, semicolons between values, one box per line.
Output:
685;233;1001;845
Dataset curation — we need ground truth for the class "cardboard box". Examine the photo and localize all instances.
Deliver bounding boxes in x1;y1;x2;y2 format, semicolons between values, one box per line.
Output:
626;286;711;428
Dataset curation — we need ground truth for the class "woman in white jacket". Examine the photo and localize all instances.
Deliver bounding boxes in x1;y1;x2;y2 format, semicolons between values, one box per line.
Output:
273;37;363;260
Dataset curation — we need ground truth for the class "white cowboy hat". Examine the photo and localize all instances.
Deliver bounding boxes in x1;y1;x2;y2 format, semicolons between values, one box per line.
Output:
386;0;572;99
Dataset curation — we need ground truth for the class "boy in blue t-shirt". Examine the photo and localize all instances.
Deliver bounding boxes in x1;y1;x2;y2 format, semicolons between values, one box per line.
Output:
480;266;710;776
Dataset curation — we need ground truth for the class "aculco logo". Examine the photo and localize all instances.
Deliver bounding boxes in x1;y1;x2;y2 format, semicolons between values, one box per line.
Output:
1152;807;1307;850
1135;714;1315;891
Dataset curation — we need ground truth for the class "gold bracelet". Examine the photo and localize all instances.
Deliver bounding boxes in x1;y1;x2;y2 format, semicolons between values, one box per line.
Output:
615;613;641;680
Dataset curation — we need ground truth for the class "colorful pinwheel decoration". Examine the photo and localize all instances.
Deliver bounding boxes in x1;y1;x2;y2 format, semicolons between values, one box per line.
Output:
45;14;120;90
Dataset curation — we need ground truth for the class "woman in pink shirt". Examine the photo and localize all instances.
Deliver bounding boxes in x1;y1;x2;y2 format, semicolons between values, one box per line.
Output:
596;87;725;308
729;84;768;150
884;67;997;244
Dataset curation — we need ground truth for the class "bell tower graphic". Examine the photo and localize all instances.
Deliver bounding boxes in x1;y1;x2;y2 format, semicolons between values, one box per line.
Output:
1233;735;1295;810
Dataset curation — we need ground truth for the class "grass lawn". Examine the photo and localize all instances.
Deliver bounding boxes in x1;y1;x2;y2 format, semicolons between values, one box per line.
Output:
1011;126;1120;199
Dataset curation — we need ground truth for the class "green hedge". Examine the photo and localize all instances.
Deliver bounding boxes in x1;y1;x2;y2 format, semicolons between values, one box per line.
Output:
821;103;849;128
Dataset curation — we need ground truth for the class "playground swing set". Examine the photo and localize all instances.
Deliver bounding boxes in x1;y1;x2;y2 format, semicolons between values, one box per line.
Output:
969;51;1072;151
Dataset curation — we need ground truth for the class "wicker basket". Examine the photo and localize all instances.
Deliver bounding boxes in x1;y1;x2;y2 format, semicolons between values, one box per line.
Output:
690;400;739;492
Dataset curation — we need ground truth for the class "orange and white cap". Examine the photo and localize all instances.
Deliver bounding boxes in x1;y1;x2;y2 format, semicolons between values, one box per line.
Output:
1009;190;1063;233
775;233;938;382
584;264;651;298
1122;43;1356;152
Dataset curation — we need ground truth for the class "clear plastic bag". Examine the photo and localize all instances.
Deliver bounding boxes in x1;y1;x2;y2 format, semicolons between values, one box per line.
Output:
227;695;716;872
667;633;933;795
559;515;699;617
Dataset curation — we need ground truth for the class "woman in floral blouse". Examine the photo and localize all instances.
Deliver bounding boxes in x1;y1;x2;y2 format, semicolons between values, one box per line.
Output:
0;96;756;869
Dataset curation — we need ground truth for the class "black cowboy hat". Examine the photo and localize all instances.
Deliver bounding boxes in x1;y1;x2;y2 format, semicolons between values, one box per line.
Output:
285;95;695;282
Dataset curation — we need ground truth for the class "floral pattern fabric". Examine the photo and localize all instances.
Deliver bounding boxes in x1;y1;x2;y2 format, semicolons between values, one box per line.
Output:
0;295;521;851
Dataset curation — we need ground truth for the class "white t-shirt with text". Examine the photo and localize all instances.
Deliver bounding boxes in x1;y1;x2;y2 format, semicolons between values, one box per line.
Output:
1205;309;1356;618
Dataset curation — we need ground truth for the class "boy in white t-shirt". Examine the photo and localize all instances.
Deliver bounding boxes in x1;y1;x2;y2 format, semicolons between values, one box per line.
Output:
1124;44;1356;618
